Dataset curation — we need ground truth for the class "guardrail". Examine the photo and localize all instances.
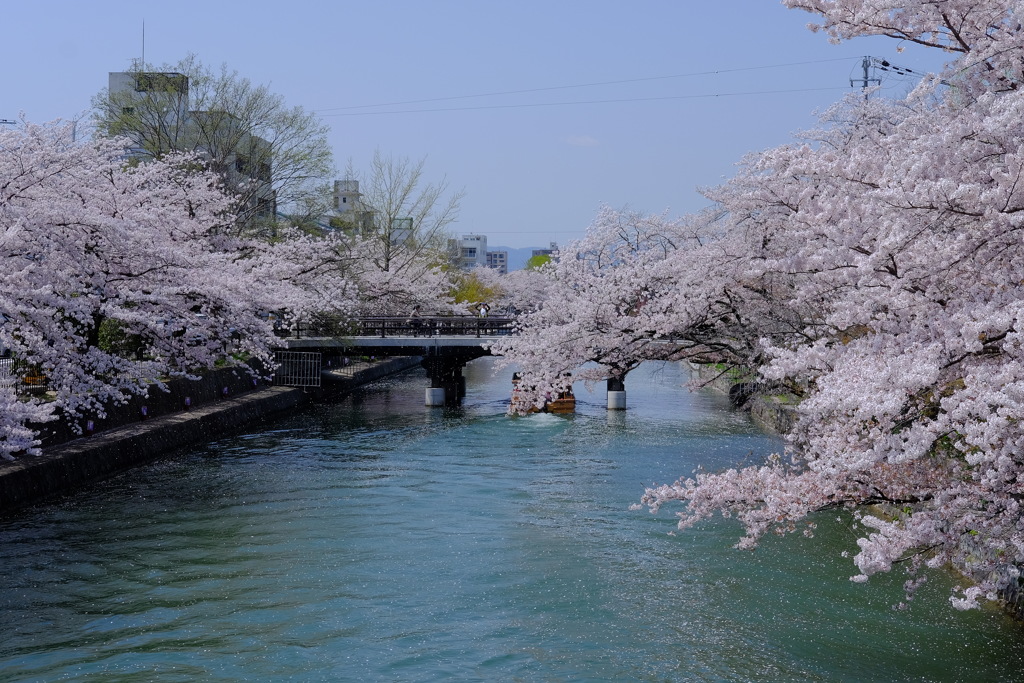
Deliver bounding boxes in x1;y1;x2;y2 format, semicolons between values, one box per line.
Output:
282;315;516;339
0;358;15;391
0;358;49;394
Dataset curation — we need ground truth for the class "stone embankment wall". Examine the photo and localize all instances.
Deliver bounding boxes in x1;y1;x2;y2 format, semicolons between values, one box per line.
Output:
953;527;1024;619
0;357;421;516
690;363;799;434
34;363;274;449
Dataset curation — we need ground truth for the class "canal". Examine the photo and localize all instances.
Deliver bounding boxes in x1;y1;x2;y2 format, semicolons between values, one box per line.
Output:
1;359;1022;681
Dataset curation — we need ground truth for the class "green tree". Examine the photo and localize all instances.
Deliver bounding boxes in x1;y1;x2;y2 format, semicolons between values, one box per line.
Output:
449;270;502;306
525;254;552;270
344;151;464;271
92;55;335;236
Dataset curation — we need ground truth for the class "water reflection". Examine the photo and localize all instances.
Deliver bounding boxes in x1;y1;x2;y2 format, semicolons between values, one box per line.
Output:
0;359;1021;682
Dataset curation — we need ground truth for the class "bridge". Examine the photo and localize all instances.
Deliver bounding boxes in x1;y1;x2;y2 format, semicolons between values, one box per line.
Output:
274;316;515;406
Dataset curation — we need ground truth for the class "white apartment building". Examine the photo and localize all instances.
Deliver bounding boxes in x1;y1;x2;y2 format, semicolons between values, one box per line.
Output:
459;234;488;270
107;71;276;221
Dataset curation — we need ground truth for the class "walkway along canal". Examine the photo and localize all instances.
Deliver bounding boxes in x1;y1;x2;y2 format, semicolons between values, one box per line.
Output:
1;358;1022;681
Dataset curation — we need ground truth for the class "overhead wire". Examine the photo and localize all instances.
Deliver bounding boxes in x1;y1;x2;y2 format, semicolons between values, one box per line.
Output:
315;56;870;117
320;87;852;117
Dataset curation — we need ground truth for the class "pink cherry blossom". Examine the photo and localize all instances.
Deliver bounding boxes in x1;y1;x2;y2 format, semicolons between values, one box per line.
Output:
0;121;357;457
507;1;1024;608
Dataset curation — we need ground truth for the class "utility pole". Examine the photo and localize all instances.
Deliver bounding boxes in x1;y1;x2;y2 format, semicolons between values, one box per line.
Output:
851;56;882;95
851;56;919;97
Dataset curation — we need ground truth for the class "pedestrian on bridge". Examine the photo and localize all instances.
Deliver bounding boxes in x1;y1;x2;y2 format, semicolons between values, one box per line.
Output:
409;305;423;337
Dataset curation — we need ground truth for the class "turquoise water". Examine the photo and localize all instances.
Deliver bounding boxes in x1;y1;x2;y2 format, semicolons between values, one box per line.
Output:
1;359;1021;682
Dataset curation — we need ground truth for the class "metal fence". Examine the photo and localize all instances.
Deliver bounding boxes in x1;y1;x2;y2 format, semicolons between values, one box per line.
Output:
322;357;364;378
0;358;15;391
283;315;516;339
273;351;322;388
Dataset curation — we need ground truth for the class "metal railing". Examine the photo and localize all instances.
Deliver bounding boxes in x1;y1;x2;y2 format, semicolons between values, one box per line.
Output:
0;358;49;394
0;358;15;391
284;315;516;339
273;351;322;387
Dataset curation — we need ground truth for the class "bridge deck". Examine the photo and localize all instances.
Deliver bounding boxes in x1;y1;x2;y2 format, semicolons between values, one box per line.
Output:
275;316;513;357
282;335;500;351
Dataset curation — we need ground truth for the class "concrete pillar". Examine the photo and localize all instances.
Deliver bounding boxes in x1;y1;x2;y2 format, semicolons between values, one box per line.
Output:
421;353;469;406
607;377;626;410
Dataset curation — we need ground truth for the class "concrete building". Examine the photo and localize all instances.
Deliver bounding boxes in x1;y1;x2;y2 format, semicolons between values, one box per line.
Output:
391;217;414;245
107;71;189;159
107;71;276;223
459;234;488;270
486;250;508;275
327;179;375;235
325;179;414;245
452;234;510;273
532;242;559;259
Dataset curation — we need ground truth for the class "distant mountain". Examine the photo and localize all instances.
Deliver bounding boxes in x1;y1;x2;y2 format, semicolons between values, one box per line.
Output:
490;246;547;271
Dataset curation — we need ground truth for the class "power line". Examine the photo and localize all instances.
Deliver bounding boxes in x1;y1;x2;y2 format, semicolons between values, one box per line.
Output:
851;55;923;97
320;86;850;117
316;57;856;114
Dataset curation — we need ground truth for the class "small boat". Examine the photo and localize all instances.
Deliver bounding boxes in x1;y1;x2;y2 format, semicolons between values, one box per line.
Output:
512;373;575;414
543;390;576;413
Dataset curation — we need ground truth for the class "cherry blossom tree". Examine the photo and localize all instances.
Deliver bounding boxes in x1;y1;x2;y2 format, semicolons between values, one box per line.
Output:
784;0;1021;98
324;235;458;317
496;266;554;312
508;0;1024;609
645;2;1024;609
472;263;555;317
0;121;353;459
448;265;551;316
495;205;798;411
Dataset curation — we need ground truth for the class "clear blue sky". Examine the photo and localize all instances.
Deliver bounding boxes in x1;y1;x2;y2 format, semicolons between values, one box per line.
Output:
4;1;950;249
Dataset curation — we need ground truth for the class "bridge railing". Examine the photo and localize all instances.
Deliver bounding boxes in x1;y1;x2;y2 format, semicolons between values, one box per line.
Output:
282;315;516;339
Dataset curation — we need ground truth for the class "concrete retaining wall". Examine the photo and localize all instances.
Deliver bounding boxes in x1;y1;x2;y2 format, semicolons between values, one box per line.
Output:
34;363;273;448
749;395;799;434
690;362;799;434
0;357;422;516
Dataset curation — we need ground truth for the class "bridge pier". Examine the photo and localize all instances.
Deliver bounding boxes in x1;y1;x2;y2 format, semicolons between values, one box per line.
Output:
279;315;506;407
422;354;468;407
607;377;627;410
